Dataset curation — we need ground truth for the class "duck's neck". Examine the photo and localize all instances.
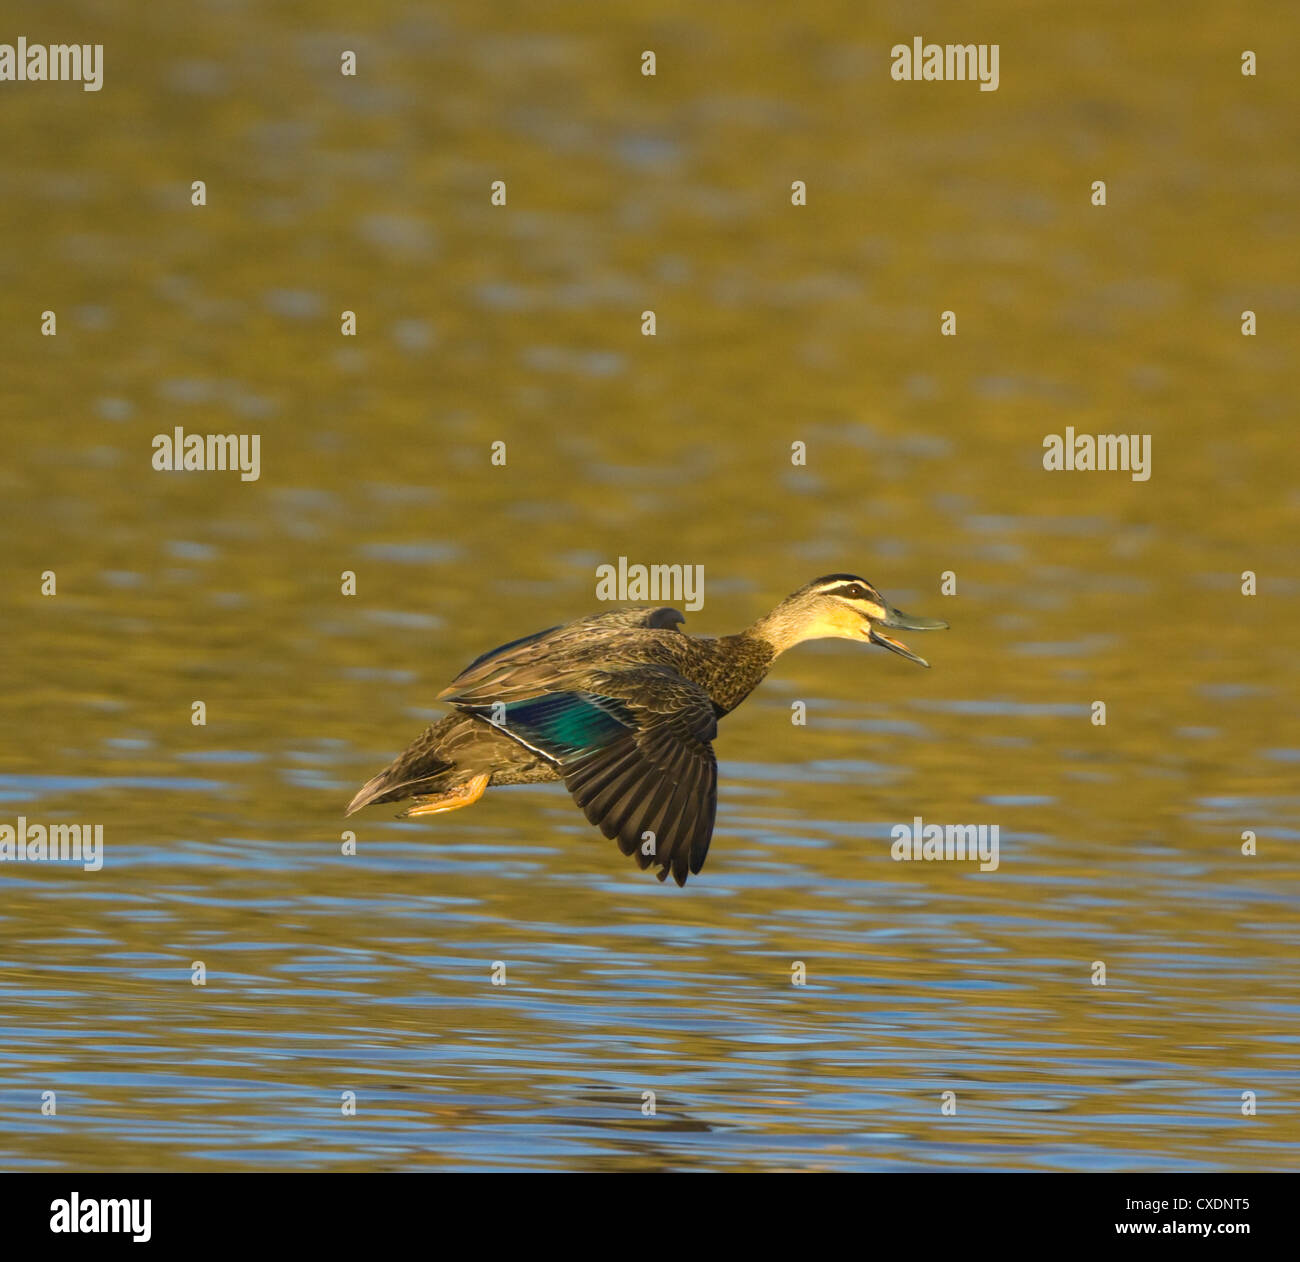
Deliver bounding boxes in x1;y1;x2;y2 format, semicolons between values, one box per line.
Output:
692;600;812;714
696;631;777;714
744;598;815;656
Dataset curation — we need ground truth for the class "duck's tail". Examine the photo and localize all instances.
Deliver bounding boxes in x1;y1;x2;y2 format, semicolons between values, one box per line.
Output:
345;716;464;815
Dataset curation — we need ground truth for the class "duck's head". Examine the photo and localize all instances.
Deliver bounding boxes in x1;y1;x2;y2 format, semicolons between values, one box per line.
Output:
763;573;949;666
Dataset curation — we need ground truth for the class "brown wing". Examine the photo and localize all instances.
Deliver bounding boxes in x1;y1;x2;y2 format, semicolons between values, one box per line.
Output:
438;607;684;704
559;671;718;886
451;665;718;886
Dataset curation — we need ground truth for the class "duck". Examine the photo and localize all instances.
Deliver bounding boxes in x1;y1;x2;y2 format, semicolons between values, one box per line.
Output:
346;575;947;885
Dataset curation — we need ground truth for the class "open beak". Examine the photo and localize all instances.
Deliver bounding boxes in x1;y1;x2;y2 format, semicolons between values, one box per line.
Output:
868;604;949;668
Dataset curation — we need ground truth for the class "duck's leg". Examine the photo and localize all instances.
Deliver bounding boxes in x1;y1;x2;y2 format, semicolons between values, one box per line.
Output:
399;772;490;818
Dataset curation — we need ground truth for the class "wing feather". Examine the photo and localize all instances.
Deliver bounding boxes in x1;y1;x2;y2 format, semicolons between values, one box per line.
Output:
439;608;685;703
444;661;718;884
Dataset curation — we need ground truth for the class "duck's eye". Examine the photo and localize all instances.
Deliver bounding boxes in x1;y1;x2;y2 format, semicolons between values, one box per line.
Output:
845;585;865;599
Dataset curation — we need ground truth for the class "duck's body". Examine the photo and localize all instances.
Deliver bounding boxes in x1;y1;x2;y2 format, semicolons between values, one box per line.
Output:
347;575;946;885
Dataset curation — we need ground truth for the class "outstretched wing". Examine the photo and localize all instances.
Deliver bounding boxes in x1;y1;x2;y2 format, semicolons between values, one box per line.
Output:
454;665;717;886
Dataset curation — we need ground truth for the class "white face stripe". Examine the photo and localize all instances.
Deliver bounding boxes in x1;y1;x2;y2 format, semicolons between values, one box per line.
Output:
814;579;881;603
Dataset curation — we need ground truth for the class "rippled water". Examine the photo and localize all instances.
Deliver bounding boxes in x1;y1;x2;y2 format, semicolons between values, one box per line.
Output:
2;0;1298;1171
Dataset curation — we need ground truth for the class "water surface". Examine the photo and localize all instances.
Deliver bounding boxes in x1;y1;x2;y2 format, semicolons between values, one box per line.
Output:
1;0;1297;1171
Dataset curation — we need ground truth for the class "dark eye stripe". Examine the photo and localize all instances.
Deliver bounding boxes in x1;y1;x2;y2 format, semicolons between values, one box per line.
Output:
824;583;871;600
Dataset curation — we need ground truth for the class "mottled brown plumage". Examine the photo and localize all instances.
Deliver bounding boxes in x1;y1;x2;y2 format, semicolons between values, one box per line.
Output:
347;575;946;885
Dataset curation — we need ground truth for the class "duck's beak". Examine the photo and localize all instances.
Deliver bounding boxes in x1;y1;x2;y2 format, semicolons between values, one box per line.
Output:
868;604;949;668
